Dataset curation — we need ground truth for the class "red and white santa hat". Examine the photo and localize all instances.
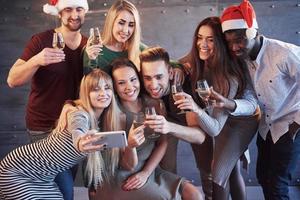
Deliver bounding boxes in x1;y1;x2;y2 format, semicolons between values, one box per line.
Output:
221;0;258;39
43;0;89;16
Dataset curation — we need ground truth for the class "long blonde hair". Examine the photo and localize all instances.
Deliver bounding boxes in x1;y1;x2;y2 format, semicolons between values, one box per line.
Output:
102;0;141;67
74;69;121;189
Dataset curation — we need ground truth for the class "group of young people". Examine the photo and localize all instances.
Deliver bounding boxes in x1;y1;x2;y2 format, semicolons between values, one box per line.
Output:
0;0;299;200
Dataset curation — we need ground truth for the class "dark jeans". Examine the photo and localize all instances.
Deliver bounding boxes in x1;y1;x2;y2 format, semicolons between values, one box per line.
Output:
256;126;300;200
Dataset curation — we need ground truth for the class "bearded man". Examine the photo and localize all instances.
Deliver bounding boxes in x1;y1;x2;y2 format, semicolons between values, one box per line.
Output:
6;1;89;199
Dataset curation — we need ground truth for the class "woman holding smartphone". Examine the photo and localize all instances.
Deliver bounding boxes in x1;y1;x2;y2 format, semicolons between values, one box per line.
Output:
0;69;122;199
177;17;260;200
89;58;202;200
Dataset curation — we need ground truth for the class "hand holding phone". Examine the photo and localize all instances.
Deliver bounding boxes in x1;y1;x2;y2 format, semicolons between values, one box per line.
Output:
93;131;128;148
77;131;107;153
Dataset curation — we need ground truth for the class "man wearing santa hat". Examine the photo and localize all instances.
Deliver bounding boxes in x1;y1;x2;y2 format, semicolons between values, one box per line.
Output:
6;0;89;199
221;0;300;199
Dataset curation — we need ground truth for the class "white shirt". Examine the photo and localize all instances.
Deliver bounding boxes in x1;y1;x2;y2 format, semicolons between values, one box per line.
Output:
246;36;300;143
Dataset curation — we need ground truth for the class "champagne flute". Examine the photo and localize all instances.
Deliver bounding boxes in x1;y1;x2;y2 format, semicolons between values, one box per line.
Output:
196;79;215;109
171;84;189;114
52;32;65;50
145;106;160;139
133;112;145;129
89;27;102;45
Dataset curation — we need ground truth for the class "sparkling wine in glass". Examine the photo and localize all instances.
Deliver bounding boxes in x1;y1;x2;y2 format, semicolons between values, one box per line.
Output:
171;84;188;114
89;27;102;45
145;106;160;139
196;80;211;99
133;112;145;129
52;32;65;50
196;79;215;109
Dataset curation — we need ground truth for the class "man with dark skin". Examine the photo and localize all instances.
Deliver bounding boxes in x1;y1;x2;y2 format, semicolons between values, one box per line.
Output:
221;1;300;199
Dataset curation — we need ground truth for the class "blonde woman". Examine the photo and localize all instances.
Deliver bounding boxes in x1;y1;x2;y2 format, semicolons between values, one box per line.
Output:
84;0;184;83
0;69;121;200
84;0;145;74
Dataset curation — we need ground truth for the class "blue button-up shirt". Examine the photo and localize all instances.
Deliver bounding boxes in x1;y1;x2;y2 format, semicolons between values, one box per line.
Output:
246;36;300;143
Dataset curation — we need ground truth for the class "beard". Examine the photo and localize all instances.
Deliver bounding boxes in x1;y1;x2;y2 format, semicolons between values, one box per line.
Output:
63;18;83;32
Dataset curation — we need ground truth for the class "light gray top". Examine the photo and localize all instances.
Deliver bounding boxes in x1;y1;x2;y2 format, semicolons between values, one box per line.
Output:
195;78;258;137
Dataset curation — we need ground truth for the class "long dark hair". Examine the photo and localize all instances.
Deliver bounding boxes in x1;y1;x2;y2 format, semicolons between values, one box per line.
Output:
180;16;247;98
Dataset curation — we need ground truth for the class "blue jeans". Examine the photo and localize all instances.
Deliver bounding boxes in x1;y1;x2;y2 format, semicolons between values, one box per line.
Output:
54;166;78;200
256;126;300;200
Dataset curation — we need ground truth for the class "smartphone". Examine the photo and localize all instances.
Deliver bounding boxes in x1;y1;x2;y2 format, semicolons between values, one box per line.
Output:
93;131;127;148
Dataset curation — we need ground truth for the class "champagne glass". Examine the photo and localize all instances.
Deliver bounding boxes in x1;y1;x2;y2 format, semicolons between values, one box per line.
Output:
196;79;215;109
133;112;145;129
157;100;167;116
89;27;102;45
171;84;189;114
145;106;160;139
52;32;65;50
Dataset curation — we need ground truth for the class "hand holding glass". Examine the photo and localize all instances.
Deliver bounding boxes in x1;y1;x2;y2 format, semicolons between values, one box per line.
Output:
145;107;160;139
171;84;189;114
196;79;215;109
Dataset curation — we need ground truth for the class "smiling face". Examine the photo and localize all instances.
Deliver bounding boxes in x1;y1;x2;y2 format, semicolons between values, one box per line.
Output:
224;29;255;59
141;60;171;99
59;7;86;31
113;66;140;103
89;79;113;112
112;10;135;44
196;25;215;61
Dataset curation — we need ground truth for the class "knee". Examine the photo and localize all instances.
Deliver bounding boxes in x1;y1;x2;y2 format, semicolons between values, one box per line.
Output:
182;182;203;200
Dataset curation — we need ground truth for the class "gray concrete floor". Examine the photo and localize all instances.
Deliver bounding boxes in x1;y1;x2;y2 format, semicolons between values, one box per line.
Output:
74;186;300;200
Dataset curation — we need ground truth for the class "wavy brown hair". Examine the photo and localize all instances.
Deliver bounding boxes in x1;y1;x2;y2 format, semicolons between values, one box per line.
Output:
179;16;247;98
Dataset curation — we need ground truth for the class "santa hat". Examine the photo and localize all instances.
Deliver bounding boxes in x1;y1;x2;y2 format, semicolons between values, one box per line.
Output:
43;0;89;16
221;0;258;39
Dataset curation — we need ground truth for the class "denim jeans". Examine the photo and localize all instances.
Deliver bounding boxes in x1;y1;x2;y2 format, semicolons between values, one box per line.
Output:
54;166;78;200
256;127;300;200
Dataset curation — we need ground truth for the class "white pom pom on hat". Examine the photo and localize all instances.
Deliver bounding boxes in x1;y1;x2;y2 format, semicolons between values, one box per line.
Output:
246;28;257;40
221;0;258;39
43;3;59;16
43;0;89;16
